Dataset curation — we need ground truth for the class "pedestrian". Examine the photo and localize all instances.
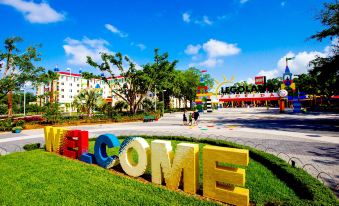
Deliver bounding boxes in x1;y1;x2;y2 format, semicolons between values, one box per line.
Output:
183;111;187;125
193;110;200;125
188;112;193;126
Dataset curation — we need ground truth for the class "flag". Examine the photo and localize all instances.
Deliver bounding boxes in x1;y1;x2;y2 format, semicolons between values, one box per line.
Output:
286;57;295;61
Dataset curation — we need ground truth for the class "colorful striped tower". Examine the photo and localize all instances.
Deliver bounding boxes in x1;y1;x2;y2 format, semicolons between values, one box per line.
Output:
195;70;212;113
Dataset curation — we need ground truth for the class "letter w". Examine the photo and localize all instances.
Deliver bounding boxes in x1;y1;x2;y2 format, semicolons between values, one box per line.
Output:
44;126;67;153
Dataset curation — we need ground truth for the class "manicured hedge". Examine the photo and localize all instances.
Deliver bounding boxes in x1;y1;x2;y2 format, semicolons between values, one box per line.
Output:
23;143;41;151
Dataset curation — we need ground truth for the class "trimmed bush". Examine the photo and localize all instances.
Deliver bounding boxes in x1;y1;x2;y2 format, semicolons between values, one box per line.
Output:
23;143;41;151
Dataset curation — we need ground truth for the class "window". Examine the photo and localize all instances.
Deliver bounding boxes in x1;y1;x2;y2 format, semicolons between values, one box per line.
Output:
77;90;79;93
69;89;72;92
61;95;64;98
77;84;80;87
69;95;72;98
61;89;64;92
70;83;72;86
61;82;64;85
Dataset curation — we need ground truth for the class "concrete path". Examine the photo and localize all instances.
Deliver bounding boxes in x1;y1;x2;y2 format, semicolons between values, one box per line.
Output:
0;108;338;195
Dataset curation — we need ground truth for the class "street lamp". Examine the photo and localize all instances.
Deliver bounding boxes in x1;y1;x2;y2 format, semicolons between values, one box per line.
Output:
66;67;72;116
162;90;167;116
154;85;157;112
20;86;26;116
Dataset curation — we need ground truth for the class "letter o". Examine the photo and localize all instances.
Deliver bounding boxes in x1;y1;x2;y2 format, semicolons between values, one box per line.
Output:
119;137;150;177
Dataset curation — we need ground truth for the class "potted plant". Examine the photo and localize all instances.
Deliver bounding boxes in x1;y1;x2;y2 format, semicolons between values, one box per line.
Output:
12;126;23;133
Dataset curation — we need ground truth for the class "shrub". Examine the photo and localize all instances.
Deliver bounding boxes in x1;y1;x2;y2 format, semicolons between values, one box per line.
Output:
11;126;23;132
17;116;44;123
15;120;25;127
23;143;41;151
0;104;8;115
0;119;13;131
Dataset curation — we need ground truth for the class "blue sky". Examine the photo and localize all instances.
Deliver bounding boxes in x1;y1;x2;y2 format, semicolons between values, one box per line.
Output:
0;0;335;83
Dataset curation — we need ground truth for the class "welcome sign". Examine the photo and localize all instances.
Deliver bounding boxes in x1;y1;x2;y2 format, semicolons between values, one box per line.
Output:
44;126;250;206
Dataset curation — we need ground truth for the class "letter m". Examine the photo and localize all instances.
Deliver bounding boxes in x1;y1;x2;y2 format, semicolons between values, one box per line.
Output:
151;140;199;194
44;126;67;153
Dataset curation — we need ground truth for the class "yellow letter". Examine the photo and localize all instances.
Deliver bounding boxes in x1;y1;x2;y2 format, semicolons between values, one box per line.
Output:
44;126;67;153
151;140;199;194
203;145;249;206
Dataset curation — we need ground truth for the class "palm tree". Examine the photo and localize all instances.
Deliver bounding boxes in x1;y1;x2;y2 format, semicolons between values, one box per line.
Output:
72;89;103;117
81;72;97;89
3;37;23;117
42;70;60;103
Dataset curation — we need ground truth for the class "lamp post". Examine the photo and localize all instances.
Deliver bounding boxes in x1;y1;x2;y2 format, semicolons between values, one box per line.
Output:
20;86;26;116
154;85;157;112
67;67;72;116
162;90;166;116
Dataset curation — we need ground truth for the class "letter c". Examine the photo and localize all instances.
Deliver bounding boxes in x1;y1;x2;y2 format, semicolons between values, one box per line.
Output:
94;134;120;168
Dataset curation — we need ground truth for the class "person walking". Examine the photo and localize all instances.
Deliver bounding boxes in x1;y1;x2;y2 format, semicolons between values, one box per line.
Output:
188;112;193;126
183;111;188;125
193;110;200;125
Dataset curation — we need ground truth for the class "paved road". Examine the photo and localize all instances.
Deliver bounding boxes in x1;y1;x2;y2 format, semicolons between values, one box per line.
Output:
0;108;338;195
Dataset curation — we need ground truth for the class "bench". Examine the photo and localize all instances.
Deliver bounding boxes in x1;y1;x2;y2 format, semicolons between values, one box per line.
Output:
143;115;155;122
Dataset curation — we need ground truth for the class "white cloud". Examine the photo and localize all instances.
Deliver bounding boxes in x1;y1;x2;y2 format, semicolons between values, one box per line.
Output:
257;69;280;80
185;44;201;55
63;37;111;66
186;39;241;68
203;39;241;57
240;0;249;4
246;77;255;84
194;15;213;26
105;24;128;38
255;49;328;80
0;0;65;23
136;43;146;51
199;58;223;68
182;12;190;23
202;16;213;25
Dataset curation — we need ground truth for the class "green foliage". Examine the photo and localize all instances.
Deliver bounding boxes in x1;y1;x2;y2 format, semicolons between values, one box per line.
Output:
142;98;154;112
0;104;7;115
0;119;13;131
11;126;23;131
15;120;25;127
113;100;128;112
42;103;62;123
0;37;45;100
266;77;282;92
87;52;150;114
72;89;104;117
23;143;41;151
308;2;339;103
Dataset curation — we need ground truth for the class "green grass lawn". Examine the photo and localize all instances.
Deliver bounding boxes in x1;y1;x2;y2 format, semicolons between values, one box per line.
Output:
0;138;306;206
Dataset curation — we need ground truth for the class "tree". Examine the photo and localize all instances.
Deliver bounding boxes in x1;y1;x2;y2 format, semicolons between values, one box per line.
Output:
87;52;150;114
0;37;45;116
81;71;99;88
114;100;128;112
143;49;178;109
41;70;60;103
181;68;201;108
266;77;282;92
72;89;104;117
309;2;338;102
